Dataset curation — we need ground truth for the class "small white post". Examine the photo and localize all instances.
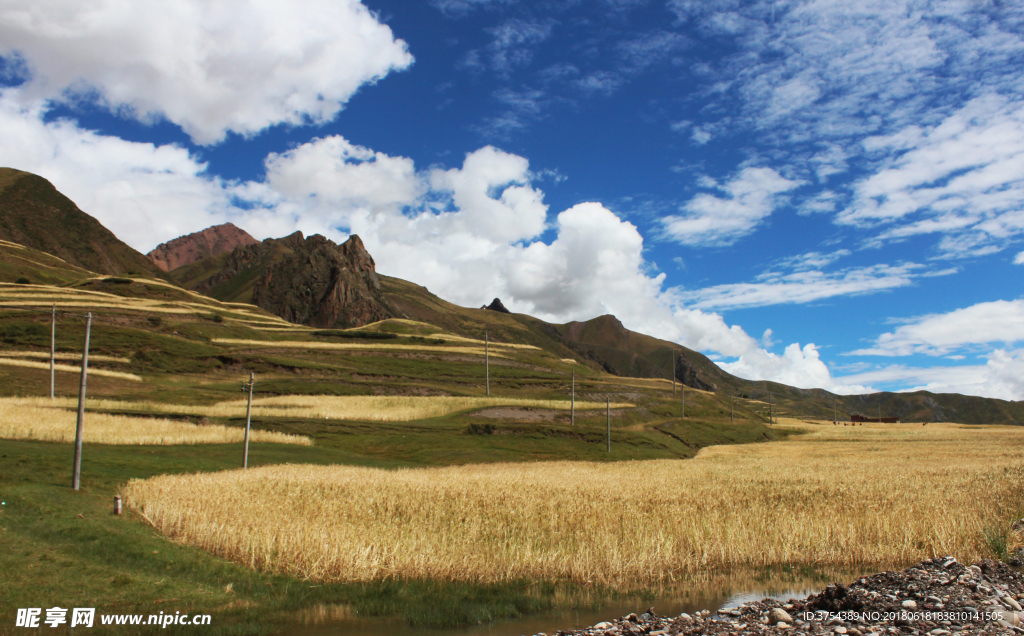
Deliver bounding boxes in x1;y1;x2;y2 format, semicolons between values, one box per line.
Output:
50;305;55;399
671;350;676;394
242;372;254;469
72;312;91;491
606;397;610;453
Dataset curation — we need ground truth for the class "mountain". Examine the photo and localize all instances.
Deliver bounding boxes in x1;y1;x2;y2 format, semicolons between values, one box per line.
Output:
0;168;168;280
172;231;396;329
147;222;257;272
1;170;1019;425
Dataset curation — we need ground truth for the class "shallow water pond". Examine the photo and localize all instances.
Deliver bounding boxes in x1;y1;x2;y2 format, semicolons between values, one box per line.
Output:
281;568;874;636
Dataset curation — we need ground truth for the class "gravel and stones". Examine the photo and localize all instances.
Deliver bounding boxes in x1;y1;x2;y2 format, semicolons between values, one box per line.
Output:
534;558;1024;636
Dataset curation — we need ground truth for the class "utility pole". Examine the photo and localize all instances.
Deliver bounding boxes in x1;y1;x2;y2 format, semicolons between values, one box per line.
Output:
571;370;575;427
878;403;881;423
833;396;837;423
485;332;490;397
71;312;91;491
606;397;611;453
769;392;773;425
242;372;255;469
731;396;734;424
50;305;55;399
681;386;685;420
671;350;676;394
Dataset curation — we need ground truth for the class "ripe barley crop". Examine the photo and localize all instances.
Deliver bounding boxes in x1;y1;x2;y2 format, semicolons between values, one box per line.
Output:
123;421;1024;586
6;395;630;422
0;398;310;446
0;358;142;380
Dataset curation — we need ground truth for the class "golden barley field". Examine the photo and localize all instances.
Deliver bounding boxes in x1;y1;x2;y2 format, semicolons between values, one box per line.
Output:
5;395;630;422
124;420;1024;586
0;357;142;381
0;398;311;445
236;395;633;421
210;337;528;357
0;350;131;364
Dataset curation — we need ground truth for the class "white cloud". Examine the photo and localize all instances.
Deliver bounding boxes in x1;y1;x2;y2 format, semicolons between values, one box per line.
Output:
678;262;925;311
0;91;241;249
832;349;1024;400
486;18;555;74
842;95;1024;257
0;0;412;144
850;299;1024;357
719;342;873;394
1015;251;1024;265
661;167;801;246
667;0;1024;258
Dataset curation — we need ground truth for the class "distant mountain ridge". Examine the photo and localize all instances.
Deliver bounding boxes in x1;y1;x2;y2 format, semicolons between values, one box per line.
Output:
147;223;257;272
0;167;1019;424
0;168;167;279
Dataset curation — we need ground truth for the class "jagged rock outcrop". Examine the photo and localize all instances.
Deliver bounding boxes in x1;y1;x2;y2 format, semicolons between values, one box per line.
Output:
484;298;511;313
147;223;257;272
249;233;395;329
674;352;718;392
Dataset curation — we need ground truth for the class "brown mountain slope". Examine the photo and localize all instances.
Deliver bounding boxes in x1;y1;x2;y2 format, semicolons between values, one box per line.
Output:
147;223;257;272
0;168;168;279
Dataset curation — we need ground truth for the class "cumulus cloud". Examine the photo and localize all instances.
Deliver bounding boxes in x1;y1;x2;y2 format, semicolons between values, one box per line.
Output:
0;0;412;144
719;343;873;395
661;167;801;246
0;91;241;249
1015;251;1024;265
849;299;1024;357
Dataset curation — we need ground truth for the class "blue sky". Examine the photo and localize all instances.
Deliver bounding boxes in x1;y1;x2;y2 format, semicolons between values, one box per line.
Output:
1;0;1023;399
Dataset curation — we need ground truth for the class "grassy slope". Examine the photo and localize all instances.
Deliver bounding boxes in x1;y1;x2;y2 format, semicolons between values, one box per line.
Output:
0;168;169;281
0;248;784;632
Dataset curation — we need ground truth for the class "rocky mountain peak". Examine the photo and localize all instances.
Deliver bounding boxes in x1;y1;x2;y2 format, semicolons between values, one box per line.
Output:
250;233;394;329
147;222;258;272
484;298;511;313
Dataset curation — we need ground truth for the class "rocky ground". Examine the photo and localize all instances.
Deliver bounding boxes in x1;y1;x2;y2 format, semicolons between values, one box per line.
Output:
541;558;1024;636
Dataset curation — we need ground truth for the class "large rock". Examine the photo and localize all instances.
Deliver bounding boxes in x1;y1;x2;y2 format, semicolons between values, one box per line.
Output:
249;233;395;329
148;223;257;272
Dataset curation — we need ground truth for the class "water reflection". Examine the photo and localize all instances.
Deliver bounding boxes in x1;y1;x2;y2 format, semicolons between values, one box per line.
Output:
282;566;876;636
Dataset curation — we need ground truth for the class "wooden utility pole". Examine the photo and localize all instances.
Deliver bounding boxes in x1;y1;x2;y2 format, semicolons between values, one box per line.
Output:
71;312;91;491
769;392;773;425
730;396;734;424
485;332;490;396
671;350;676;394
606;397;610;453
570;370;575;427
681;386;685;420
833;397;837;423
878;403;881;423
242;372;255;469
49;305;55;399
